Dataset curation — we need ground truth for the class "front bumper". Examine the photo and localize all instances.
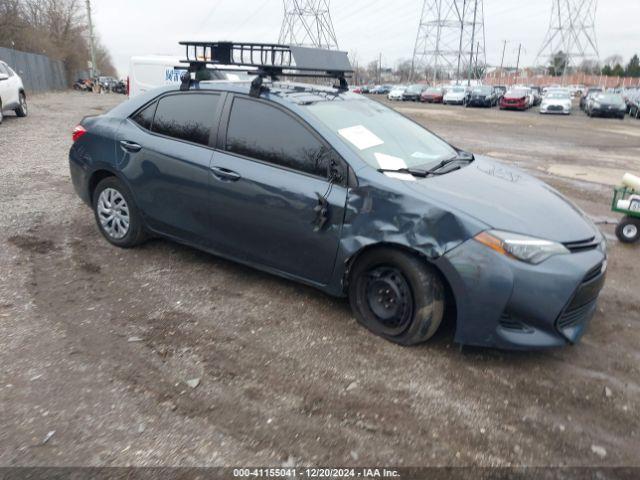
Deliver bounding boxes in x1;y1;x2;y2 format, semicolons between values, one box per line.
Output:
468;97;491;107
591;108;625;118
501;100;527;110
541;105;571;114
435;238;606;350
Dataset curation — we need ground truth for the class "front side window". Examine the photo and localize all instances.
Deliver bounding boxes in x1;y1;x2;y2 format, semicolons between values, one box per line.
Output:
225;97;330;177
304;97;457;170
151;93;220;146
0;63;8;75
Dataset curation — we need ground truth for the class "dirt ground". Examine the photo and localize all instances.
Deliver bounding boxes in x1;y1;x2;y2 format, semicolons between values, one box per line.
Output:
0;91;639;468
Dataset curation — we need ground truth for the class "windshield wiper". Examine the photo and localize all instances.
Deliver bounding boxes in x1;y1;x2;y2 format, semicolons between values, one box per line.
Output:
377;151;473;178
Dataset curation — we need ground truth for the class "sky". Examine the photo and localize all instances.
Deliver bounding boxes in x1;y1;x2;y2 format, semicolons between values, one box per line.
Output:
91;0;640;78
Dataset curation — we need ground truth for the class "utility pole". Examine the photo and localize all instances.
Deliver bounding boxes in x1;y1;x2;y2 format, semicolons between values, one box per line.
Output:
514;43;522;84
378;52;382;84
500;40;508;83
467;0;478;86
85;0;97;79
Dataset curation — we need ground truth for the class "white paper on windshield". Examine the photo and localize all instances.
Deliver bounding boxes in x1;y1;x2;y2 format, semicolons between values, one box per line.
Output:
338;125;384;151
374;153;416;182
411;151;433;160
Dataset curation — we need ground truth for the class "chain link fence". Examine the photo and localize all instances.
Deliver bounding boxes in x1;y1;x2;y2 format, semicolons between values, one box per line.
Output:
0;47;67;93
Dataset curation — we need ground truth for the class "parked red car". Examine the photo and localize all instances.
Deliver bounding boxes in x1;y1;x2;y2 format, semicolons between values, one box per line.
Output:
499;89;531;111
420;87;445;103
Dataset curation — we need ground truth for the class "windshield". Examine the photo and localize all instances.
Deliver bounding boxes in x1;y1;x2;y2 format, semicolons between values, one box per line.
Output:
472;87;492;94
426;88;441;94
507;90;527;97
304;98;457;170
449;87;465;93
407;85;423;93
596;94;624;104
547;92;570;99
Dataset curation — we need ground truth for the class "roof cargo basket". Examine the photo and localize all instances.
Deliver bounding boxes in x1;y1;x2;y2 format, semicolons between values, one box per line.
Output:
178;41;353;96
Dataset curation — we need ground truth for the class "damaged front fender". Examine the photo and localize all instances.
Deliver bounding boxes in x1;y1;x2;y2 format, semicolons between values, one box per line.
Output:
325;173;489;297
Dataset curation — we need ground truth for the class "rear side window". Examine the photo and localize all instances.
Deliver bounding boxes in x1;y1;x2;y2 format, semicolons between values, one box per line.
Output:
225;97;329;177
151;93;220;146
132;102;157;131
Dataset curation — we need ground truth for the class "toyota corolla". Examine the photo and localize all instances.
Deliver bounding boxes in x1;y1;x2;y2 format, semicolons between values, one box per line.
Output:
69;46;606;350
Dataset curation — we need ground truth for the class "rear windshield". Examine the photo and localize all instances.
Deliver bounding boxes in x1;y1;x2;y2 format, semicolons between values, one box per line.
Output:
304;98;457;170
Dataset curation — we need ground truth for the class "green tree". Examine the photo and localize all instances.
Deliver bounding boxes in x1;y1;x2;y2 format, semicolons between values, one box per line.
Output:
612;63;625;77
626;54;640;77
602;65;613;76
547;51;569;76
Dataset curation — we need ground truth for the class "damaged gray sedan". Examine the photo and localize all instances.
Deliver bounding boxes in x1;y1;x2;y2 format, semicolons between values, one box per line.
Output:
69;51;606;350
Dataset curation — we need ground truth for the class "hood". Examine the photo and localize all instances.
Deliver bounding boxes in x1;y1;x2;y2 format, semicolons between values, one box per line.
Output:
403;156;597;243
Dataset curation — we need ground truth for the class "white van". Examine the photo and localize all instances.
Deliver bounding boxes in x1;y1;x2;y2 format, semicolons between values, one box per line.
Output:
128;55;252;98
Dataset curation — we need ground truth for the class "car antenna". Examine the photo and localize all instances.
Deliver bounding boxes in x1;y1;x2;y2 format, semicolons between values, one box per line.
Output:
177;41;354;98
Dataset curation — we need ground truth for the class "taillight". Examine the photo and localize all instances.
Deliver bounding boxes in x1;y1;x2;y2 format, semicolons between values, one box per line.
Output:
72;125;87;142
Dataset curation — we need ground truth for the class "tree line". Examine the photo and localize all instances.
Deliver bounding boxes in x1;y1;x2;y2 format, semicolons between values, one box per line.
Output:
548;51;640;78
0;0;116;82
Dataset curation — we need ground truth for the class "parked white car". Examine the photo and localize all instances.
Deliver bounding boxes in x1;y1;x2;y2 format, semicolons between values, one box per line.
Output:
0;60;27;124
443;86;467;105
387;86;406;101
540;90;572;115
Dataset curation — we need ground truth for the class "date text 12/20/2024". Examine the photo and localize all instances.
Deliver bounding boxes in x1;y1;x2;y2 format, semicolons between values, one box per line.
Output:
233;468;401;478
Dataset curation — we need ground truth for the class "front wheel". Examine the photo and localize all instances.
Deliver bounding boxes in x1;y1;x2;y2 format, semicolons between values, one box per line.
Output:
93;176;147;248
348;249;445;346
616;216;640;244
15;93;27;117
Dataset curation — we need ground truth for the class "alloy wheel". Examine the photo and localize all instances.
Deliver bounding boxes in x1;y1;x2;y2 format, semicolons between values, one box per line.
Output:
97;188;130;239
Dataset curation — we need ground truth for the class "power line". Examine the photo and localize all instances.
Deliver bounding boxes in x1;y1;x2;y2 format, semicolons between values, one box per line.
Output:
279;0;339;49
410;0;486;83
536;0;600;69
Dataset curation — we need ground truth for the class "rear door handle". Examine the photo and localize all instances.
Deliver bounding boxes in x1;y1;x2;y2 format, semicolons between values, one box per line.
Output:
210;166;241;182
119;140;142;152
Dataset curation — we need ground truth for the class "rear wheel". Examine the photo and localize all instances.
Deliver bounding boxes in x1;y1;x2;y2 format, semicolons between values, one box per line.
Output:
92;177;146;248
348;249;445;346
15;93;27;117
616;216;640;244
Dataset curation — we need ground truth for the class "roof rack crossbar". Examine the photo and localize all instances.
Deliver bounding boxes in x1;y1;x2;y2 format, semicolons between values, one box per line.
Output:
178;41;353;96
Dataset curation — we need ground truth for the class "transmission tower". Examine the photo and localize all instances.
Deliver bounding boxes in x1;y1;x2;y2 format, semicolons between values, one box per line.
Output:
278;0;339;49
411;0;486;83
536;0;599;69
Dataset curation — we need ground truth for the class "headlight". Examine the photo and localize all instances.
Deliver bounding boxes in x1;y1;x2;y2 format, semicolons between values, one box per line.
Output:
593;102;601;108
475;230;570;265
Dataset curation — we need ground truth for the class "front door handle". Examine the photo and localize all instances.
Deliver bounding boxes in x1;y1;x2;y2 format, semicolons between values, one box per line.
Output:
211;166;241;182
119;140;142;152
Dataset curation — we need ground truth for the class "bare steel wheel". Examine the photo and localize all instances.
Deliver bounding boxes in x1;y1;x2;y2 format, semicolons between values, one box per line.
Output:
97;188;130;239
92;177;146;248
349;248;445;346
